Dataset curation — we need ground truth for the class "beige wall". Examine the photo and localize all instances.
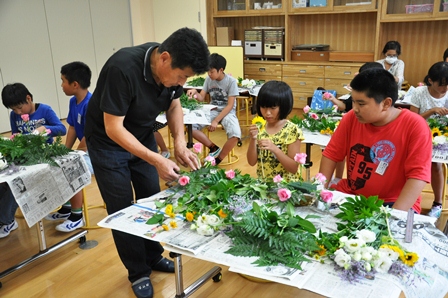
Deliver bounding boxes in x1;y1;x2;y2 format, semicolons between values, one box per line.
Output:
129;0;207;45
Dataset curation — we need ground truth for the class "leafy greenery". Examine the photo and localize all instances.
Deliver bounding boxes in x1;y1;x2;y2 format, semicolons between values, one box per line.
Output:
427;116;448;138
179;92;202;111
186;77;205;87
0;134;70;166
290;109;341;135
226;202;320;270
319;195;389;253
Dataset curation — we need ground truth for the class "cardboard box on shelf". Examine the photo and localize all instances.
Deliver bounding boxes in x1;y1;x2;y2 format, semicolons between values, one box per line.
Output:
216;27;234;46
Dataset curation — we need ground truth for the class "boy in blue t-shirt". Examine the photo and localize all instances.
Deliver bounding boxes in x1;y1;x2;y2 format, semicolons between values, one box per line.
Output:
0;83;67;238
45;61;93;232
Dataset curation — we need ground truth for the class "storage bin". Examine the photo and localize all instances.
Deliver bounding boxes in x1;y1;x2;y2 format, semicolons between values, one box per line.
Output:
405;4;433;14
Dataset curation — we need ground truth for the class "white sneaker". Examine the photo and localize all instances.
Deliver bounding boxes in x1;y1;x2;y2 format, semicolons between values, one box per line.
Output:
45;212;70;221
0;221;18;238
427;205;442;218
161;151;170;159
209;147;221;158
55;218;85;232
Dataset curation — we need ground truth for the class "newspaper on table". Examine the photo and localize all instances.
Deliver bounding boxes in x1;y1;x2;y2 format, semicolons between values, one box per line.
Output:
0;152;91;227
155;104;216;125
432;149;448;163
98;191;448;298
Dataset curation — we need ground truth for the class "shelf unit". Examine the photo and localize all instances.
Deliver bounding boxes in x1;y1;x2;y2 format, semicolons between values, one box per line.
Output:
206;0;448;108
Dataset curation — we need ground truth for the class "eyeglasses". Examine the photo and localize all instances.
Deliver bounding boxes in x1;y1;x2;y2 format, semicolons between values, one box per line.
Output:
386;55;398;58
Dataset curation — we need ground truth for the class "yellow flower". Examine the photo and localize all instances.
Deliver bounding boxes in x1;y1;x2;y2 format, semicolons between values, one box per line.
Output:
315;244;326;256
380;244;404;258
218;209;228;218
186;212;194;222
162;224;169;231
170;220;178;229
432;127;442;137
168;212;176;218
400;252;419;266
165;204;173;214
252;116;266;131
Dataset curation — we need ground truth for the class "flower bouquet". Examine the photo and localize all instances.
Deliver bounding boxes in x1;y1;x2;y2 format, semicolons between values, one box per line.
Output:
291;105;340;135
317;195;419;283
0;114;70;167
428;116;448;153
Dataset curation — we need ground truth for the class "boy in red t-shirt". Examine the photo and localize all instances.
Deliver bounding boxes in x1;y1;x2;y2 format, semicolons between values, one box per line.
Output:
319;68;432;213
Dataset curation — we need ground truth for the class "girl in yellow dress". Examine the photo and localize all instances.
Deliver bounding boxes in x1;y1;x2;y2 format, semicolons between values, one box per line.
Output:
247;80;305;182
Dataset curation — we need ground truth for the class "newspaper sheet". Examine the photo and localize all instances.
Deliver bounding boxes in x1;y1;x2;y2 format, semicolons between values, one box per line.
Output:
0;152;91;227
155;104;216;125
98;195;448;298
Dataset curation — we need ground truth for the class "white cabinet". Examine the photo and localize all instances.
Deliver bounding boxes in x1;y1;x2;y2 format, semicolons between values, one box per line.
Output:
0;0;133;133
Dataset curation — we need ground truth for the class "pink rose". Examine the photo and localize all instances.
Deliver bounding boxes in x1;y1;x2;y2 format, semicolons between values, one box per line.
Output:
320;190;333;203
303;105;310;113
225;169;235;179
418;82;424;86
45;129;51;135
204;155;216;166
193;143;203;154
313;173;327;184
310;113;319;120
277;188;292;202
178;176;190;186
294;153;307;165
273;174;283;183
21;114;30;122
323;92;332;100
10;133;18;140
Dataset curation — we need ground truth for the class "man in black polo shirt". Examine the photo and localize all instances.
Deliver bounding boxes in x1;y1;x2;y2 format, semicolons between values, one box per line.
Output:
85;28;209;298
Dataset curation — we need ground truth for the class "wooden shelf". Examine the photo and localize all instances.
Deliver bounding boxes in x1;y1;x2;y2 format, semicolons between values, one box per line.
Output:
207;0;448;87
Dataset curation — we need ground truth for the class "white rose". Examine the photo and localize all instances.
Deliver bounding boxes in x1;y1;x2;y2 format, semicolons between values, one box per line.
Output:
190;223;197;230
205;214;221;227
378;247;399;261
352;252;362;261
196;214;207;226
373;254;393;273
364;262;371;272
334;250;351;268
339;236;348;247
433;135;447;145
344;238;365;253
361;251;373;261
196;224;214;236
355;229;376;243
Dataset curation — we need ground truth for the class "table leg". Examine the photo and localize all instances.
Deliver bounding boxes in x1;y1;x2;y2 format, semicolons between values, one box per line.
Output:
169;252;222;298
305;143;313;181
186;124;193;149
0;222;87;282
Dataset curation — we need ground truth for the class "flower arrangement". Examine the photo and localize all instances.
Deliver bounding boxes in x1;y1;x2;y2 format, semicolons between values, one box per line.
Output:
237;77;262;89
0;114;70;167
318;196;419;283
291;105;340;135
427;116;448;152
186;77;205;87
180;92;203;110
225;201;321;270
